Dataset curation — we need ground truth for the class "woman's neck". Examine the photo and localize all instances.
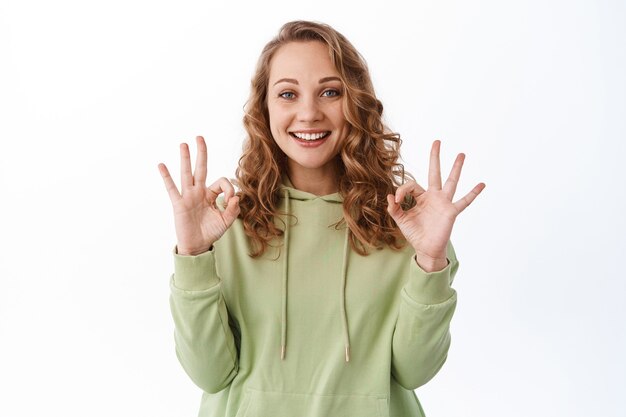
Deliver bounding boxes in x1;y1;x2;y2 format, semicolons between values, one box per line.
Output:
286;163;339;196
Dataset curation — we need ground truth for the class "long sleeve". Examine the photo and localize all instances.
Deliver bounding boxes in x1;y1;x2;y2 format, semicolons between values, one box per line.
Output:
169;247;239;394
391;242;459;390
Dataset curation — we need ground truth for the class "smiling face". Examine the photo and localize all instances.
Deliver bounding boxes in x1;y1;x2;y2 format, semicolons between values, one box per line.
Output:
267;41;349;194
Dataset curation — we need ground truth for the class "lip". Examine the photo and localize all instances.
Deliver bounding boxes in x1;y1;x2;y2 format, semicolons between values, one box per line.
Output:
289;129;331;134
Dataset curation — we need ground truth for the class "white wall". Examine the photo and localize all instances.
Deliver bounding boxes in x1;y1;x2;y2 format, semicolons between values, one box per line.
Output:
1;0;624;416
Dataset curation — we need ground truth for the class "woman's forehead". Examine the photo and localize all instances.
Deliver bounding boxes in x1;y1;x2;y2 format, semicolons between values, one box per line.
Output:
268;41;339;84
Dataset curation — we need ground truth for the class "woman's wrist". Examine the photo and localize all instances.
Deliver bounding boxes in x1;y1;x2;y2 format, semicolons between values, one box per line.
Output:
414;250;448;273
176;244;214;256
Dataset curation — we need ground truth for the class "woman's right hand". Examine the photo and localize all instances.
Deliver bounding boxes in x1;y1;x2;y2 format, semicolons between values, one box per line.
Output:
158;136;240;256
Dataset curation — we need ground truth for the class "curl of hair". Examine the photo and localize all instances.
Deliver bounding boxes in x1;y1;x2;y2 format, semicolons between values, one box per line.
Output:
237;20;414;257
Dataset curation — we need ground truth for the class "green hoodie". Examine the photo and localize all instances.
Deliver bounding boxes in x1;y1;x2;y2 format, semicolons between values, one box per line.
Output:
169;178;459;417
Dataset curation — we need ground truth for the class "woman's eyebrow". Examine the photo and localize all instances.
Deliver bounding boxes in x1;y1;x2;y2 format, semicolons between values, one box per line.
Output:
273;76;341;86
318;76;341;84
273;78;298;86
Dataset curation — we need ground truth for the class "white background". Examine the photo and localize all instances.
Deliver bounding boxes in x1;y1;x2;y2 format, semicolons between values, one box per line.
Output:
1;0;625;416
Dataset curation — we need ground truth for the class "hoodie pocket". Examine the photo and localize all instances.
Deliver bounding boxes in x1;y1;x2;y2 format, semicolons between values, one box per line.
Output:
235;387;389;417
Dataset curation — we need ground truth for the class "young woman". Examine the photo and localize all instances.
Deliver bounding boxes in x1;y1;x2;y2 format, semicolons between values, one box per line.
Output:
159;20;485;417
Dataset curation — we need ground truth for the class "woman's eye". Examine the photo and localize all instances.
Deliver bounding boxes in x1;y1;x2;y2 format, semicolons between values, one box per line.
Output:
322;89;340;97
279;92;295;99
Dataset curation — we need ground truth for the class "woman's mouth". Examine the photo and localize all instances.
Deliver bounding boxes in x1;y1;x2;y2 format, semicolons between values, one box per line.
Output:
289;131;331;141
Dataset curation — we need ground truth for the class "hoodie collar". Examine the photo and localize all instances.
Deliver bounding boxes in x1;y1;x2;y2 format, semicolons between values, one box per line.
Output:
279;174;343;203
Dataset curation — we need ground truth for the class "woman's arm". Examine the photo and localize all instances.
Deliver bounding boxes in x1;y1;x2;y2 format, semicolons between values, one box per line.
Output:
390;242;459;390
159;136;242;393
386;140;481;388
169;247;239;394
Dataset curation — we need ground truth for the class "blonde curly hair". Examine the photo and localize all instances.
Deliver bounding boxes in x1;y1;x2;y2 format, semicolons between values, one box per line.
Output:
236;20;414;257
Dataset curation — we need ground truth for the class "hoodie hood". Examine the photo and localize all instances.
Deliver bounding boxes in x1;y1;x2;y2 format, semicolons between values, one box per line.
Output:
278;175;351;362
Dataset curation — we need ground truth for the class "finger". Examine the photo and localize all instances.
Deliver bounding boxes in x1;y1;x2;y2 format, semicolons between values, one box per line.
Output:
221;195;241;227
158;163;181;203
428;140;442;190
394;181;426;203
386;194;403;219
453;182;486;213
206;177;235;204
194;136;208;185
443;153;465;199
180;143;193;189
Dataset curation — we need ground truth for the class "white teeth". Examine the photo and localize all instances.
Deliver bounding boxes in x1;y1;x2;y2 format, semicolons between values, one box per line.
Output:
292;132;329;141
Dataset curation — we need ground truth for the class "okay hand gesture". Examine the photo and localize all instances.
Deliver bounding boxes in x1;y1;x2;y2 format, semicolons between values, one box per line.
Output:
387;140;485;272
158;136;240;256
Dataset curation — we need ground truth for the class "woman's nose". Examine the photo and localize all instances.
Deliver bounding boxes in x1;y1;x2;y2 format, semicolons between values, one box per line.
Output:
297;96;323;122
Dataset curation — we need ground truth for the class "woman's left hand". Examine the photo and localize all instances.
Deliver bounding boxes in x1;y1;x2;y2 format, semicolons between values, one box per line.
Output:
387;140;485;272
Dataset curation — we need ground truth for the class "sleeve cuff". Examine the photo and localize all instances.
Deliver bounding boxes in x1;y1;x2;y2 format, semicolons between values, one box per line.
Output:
172;246;220;291
403;255;456;305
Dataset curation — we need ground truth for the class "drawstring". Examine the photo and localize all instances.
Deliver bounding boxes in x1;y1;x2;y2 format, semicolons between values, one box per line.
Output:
279;187;351;363
340;228;351;362
281;188;290;360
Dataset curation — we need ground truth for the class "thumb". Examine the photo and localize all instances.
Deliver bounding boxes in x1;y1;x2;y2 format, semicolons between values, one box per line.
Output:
386;194;403;221
221;195;241;227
